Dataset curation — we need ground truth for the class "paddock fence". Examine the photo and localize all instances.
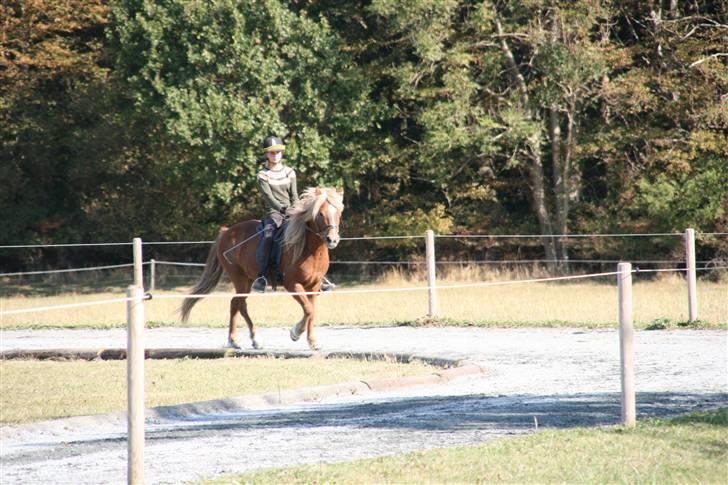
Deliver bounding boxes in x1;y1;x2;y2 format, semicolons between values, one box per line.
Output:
1;228;726;323
2;229;727;483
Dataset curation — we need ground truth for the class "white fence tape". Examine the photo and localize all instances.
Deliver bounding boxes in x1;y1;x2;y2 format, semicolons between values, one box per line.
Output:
0;296;136;316
2;266;724;318
0;263;134;277
152;261;206;267
1;270;623;316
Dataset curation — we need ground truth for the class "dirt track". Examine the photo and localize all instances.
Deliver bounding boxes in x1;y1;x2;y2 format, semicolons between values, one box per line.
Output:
1;326;726;484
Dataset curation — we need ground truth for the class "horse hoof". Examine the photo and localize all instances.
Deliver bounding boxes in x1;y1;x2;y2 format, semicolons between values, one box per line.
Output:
290;328;301;342
251;340;262;350
308;342;319;351
227;339;241;349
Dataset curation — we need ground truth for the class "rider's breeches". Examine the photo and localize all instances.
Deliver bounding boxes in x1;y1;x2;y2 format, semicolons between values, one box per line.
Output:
255;220;277;275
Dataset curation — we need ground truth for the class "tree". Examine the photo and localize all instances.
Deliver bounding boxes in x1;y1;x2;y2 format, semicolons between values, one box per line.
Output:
587;1;728;259
0;0;112;245
365;0;612;263
110;0;377;225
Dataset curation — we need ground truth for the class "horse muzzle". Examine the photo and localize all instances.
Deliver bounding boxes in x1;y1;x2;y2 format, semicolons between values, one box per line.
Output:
325;235;340;249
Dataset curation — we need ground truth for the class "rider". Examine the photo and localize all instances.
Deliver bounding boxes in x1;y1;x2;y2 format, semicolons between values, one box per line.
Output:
252;135;335;293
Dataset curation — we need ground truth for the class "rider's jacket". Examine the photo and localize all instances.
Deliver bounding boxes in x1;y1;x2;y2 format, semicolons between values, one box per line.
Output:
257;164;298;216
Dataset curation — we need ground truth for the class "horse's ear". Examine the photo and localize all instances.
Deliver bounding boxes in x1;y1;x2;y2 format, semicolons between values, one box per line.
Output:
315;187;321;196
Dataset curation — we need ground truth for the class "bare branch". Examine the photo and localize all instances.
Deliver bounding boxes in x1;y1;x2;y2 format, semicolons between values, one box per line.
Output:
681;25;699;39
689;53;728;68
494;18;530;110
492;33;530;40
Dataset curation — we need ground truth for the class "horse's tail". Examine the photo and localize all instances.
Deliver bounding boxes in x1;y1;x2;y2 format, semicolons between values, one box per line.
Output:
180;235;224;323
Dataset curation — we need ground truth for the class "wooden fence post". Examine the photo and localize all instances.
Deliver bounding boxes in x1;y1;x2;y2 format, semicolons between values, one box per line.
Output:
618;262;636;427
133;238;143;289
149;259;156;292
127;285;145;484
425;230;438;318
685;228;698;322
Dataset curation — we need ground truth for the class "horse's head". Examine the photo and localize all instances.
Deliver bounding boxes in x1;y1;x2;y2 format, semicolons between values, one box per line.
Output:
311;187;344;249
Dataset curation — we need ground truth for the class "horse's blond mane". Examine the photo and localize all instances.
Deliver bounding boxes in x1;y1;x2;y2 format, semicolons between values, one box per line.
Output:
282;187;344;266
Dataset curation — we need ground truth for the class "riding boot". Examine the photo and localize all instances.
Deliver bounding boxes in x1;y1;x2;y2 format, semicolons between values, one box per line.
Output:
252;275;267;293
254;232;274;293
320;275;336;292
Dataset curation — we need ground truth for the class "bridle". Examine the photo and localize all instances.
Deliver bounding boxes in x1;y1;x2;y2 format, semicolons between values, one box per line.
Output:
306;201;340;241
307;214;338;240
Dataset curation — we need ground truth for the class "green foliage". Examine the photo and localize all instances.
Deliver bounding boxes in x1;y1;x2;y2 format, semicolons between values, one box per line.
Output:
0;1;112;245
111;0;374;204
1;0;726;272
592;1;728;239
379;204;453;244
636;154;728;232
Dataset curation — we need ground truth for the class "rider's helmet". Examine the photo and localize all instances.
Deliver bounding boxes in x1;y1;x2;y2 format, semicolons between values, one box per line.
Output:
262;136;285;153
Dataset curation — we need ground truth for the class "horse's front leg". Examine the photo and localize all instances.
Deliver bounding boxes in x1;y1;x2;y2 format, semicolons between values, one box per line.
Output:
239;297;260;349
289;284;317;349
304;294;318;350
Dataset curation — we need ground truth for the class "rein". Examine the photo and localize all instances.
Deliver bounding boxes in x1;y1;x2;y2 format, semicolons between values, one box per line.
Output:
222;229;262;264
306;221;338;240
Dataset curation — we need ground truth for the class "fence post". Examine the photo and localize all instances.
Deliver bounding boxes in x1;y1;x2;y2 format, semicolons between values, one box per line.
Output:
149;259;156;292
425;229;438;318
133;238;143;289
685;228;698;322
126;285;145;484
618;262;636;427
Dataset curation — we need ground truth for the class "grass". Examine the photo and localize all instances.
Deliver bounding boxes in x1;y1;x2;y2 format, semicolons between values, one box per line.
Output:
1;273;725;330
0;357;434;424
205;408;728;484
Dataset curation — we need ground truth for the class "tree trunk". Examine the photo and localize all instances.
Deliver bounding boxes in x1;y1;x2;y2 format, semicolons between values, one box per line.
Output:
547;6;571;266
550;106;568;263
528;149;558;264
495;17;557;266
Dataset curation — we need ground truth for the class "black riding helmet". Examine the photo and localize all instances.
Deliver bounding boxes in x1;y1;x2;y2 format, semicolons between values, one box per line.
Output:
262;136;285;153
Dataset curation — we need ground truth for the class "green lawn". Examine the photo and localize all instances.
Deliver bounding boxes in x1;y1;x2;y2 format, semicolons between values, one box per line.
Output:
205;408;728;484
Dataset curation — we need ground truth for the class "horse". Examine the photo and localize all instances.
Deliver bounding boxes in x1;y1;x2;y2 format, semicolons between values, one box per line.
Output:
180;187;344;350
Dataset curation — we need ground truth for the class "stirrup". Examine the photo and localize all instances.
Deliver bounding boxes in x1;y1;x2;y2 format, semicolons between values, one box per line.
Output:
252;276;267;293
320;276;336;292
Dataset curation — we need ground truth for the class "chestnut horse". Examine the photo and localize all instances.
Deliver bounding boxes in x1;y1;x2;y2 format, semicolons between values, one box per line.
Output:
180;187;344;350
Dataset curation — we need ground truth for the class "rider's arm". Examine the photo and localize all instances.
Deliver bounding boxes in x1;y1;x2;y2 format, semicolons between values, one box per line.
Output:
288;168;299;204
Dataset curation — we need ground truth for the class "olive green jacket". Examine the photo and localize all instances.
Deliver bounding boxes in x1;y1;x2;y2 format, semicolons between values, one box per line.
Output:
257;164;298;215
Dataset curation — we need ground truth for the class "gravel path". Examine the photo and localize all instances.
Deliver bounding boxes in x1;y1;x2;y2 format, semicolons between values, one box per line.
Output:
1;326;727;484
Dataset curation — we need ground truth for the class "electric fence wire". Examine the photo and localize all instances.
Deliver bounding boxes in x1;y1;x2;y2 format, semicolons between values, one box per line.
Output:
3;266;726;317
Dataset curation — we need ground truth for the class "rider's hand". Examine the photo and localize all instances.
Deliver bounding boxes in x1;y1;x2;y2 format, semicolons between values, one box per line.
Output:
279;205;288;214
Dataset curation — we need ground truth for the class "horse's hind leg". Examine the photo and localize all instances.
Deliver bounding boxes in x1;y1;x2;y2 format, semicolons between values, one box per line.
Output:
229;279;259;349
227;296;243;349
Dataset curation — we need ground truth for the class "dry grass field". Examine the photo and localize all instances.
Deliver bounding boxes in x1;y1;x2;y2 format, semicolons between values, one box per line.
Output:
1;272;725;329
0;357;434;424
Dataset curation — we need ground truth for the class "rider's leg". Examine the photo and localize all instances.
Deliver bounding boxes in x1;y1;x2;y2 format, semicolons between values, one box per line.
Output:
253;220;275;292
320;275;336;292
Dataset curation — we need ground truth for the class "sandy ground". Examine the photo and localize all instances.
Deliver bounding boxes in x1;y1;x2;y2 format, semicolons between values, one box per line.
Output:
1;326;727;484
